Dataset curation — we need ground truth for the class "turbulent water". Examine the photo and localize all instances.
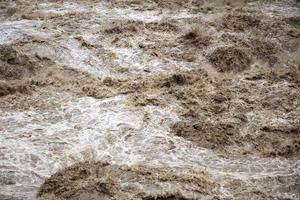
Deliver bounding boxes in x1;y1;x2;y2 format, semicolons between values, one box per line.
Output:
0;0;299;199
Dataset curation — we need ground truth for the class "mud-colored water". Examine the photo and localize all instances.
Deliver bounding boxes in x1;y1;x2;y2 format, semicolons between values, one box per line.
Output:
0;0;299;199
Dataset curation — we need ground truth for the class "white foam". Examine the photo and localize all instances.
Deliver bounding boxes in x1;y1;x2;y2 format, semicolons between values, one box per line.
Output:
0;20;46;44
0;89;299;198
